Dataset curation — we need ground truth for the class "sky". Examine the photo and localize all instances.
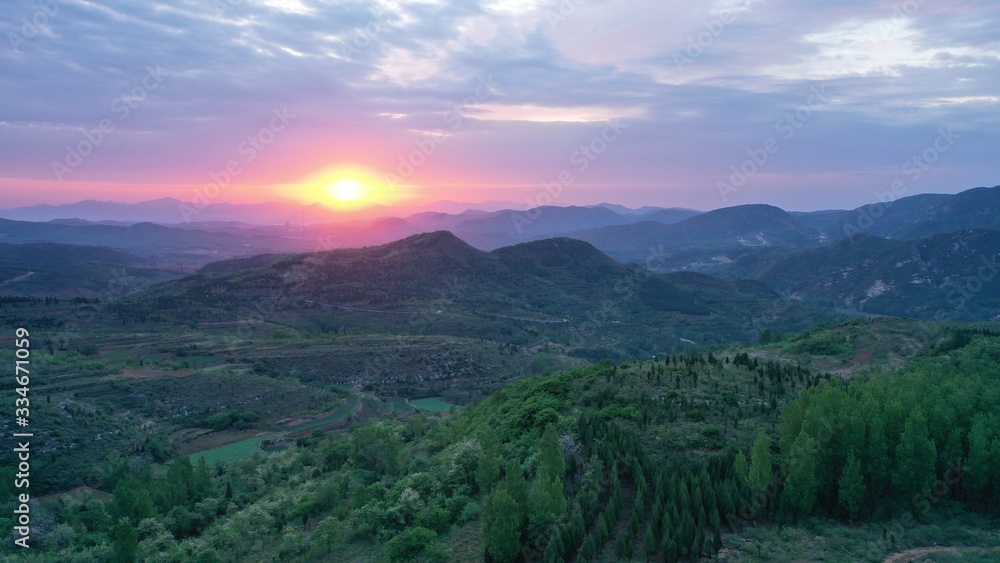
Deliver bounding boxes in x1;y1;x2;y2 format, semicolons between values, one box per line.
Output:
1;0;998;212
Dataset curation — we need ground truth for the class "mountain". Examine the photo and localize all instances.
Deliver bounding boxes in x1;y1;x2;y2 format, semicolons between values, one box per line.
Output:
0;242;186;297
758;229;1000;321
0;197;386;224
449;205;635;249
893;186;1000;239
637;207;704;223
0;217;311;267
141;232;837;355
569;204;822;265
791;193;952;239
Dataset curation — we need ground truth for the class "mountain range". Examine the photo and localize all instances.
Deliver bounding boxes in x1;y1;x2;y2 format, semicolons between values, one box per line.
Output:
0;185;997;322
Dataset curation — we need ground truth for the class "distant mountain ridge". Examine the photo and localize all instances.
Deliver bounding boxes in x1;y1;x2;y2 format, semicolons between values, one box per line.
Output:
140;231;837;354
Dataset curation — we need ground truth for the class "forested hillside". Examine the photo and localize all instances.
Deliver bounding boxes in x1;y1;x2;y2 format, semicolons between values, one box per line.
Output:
6;323;999;562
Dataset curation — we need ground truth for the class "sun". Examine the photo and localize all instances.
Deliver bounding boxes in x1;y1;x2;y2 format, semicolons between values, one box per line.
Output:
328;178;367;202
297;165;394;210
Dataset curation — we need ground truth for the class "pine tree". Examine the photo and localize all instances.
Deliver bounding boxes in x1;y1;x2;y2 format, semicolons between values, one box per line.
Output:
580;534;596;562
712;523;723;554
483;489;522;563
502;461;529;528
644;525;657;561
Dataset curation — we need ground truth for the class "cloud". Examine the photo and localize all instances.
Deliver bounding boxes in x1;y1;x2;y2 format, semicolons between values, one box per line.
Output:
0;0;997;209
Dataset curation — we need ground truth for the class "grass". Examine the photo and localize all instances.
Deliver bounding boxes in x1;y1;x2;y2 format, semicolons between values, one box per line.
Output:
408;397;455;413
285;393;360;433
389;398;414;414
194;436;269;465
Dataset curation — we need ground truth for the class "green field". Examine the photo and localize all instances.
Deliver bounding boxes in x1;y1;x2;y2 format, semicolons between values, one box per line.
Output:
285;393;360;433
407;397;455;413
388;397;414;414
194;436;269;465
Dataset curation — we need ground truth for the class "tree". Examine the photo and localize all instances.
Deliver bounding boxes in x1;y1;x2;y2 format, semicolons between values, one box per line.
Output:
966;415;994;510
838;451;865;522
483;489;521;563
784;432;820;517
893;409;936;512
539;425;565;481
865;415;890;498
528;476;565;542
747;433;773;495
386;526;438;562
476;445;502;494
111;519;138;563
733;451;749;486
644;525;656;561
501;461;529;529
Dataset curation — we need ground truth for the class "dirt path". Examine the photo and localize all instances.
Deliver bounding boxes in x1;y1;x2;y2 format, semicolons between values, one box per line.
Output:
0;271;34;287
883;545;1000;562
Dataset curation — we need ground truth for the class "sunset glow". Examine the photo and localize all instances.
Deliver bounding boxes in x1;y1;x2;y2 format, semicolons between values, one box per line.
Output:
327;178;367;203
294;165;392;210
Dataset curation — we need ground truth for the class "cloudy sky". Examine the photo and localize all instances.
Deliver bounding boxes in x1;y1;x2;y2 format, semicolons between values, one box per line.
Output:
1;0;998;211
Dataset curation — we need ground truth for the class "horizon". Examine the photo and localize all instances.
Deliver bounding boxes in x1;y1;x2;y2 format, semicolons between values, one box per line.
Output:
0;187;988;220
3;1;998;213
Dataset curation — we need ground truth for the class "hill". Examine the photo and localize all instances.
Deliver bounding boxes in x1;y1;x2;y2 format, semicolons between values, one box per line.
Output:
569;204;822;265
791;193;952;239
0;217;309;267
0;242;186;297
137;231;838;356
893;185;1000;239
758;229;1000;320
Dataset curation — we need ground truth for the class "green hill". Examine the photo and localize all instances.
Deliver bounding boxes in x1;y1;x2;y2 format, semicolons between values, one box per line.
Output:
135;231;839;356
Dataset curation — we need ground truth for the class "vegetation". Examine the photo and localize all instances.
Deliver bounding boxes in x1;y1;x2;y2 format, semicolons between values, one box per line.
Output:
2;218;1000;561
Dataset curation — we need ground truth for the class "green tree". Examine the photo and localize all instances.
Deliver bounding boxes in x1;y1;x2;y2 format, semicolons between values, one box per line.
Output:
733;451;749;486
893;409;937;512
865;415;890;498
966;415;994;510
112;519;138;563
387;527;438;562
747;433;773;495
539;425;565;481
784;432;820;517
483;489;521;563
501;461;529;529
476;445;502;494
838;451;865;522
644;525;656;561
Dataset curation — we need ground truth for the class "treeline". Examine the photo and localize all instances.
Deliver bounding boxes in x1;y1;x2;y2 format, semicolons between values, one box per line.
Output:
776;334;1000;521
53;456;220;562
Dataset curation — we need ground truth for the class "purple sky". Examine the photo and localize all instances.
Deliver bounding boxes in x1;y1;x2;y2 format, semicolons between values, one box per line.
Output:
1;0;998;211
